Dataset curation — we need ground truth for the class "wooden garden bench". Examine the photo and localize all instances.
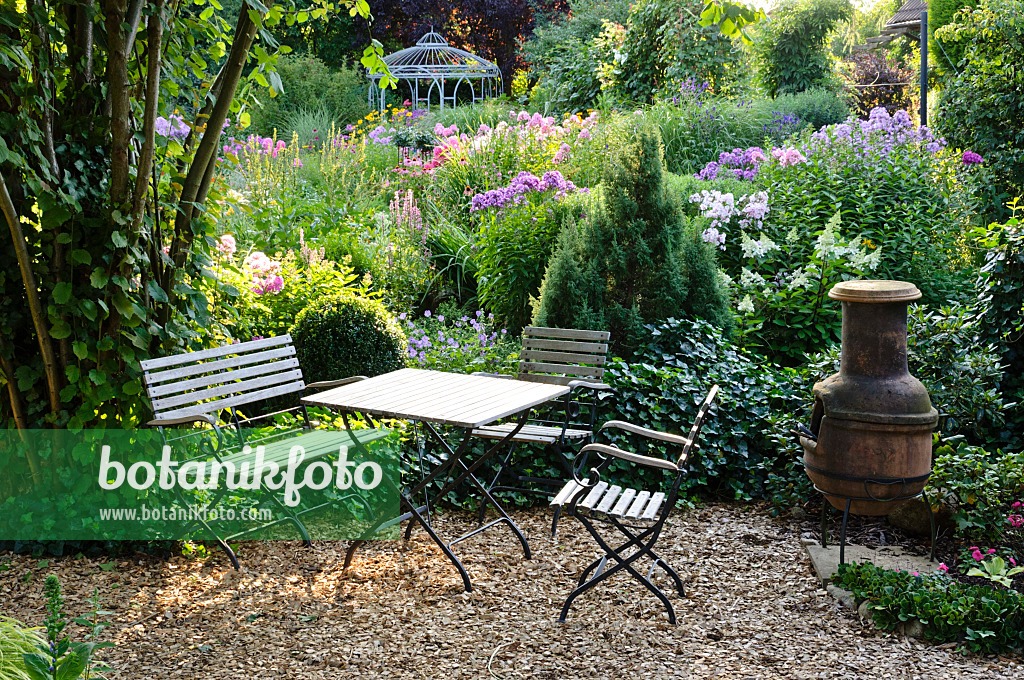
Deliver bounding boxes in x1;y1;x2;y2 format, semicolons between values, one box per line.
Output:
471;326;613;533
140;334;383;568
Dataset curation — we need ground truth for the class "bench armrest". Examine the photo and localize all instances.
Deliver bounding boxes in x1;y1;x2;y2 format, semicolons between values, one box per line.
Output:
600;420;693;448
579;443;678;471
146;414;219;428
304;376;367;392
567;379;612;392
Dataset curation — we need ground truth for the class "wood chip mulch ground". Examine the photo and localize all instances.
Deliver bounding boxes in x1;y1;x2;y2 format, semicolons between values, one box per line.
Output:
1;502;1020;679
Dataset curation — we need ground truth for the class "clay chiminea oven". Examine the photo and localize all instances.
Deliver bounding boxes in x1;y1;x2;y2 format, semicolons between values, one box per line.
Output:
800;280;938;516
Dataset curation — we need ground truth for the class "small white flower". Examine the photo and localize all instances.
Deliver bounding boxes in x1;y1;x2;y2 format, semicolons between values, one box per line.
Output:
737;295;755;314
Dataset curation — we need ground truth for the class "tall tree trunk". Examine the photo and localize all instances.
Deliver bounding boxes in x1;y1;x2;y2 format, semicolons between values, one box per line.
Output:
130;0;164;234
1;175;63;416
106;0;131;207
172;3;263;254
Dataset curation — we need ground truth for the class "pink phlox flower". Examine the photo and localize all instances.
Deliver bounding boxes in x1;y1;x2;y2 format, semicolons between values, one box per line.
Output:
215;234;236;257
552;143;572;164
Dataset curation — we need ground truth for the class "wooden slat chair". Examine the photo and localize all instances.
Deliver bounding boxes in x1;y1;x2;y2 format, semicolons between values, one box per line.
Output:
471;327;612;533
552;385;719;624
140;334;383;568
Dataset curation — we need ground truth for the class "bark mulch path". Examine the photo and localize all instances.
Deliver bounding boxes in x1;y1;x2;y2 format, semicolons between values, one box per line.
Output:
1;503;1019;679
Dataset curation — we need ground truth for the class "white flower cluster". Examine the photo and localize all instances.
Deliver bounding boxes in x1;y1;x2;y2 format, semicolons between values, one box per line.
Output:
739;231;780;259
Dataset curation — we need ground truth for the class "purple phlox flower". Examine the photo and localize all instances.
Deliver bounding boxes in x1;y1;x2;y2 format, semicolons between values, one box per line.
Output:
962;150;983;165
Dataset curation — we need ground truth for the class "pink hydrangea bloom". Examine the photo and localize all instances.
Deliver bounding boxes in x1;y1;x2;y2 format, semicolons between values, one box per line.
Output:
216;234;236;257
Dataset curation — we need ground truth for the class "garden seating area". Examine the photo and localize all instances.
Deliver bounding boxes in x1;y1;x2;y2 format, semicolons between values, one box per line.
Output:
3;0;1024;675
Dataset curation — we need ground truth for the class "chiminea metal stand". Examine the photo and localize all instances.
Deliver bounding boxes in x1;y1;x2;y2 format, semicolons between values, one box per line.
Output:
814;478;937;566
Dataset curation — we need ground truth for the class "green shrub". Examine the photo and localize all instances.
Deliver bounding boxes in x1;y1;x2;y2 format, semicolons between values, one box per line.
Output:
615;0;746;103
249;54;369;135
533;119;732;351
646;97;799;175
209;246;369;342
929;0;978;73
751;0;853;97
834;561;1024;654
474;189;588;329
978;202;1024;450
290;294;407;382
599;316;805;500
935;0;1024;223
773;87;850;132
927;442;1024;541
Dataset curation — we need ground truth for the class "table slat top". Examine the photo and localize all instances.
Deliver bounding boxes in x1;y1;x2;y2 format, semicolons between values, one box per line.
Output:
301;368;570;428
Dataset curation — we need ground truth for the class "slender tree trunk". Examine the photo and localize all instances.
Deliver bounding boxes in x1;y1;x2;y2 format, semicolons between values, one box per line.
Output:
106;0;131;207
172;3;262;252
1;175;63;416
130;0;164;234
29;0;60;180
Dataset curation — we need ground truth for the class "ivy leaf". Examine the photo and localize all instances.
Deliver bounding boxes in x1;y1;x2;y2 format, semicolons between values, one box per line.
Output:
53;281;72;304
90;269;109;288
50;318;72;339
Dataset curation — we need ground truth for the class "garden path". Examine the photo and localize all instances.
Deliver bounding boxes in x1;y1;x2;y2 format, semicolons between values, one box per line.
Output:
0;504;1019;679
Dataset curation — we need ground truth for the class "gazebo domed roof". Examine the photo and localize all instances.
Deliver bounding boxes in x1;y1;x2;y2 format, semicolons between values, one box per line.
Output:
367;30;503;113
368;30;502;80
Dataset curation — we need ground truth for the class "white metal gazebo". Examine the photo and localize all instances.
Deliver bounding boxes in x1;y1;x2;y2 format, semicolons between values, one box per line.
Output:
367;30;503;113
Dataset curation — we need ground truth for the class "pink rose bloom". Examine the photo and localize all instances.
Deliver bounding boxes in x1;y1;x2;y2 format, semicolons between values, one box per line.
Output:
937;563;949;572
216;234;236;257
987;548;997;554
972;550;983;561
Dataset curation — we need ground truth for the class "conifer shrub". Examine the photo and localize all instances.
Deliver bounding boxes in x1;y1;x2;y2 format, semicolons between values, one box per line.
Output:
532;119;732;353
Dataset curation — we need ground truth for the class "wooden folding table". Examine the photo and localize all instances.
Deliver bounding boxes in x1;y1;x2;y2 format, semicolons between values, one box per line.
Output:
302;368;570;591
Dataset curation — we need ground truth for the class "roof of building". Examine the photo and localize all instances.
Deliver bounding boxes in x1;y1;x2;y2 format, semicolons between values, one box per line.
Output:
885;0;928;29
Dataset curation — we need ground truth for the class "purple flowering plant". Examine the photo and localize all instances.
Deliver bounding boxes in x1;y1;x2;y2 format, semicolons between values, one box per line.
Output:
403;304;518;374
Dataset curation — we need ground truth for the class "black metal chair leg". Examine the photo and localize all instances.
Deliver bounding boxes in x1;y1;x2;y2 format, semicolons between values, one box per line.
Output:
217;537;240;570
343;540;363;570
551;506;563;537
654;558;686;598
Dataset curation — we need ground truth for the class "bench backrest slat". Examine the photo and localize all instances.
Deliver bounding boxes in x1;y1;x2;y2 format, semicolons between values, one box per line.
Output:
140;335;293;371
518;327;611;384
142;335;306;421
143;346;297;385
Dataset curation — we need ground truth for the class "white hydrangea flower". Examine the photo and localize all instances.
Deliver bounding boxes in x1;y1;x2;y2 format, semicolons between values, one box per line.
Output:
788;268;811;290
739;267;766;289
786;226;800;243
737;295;755;314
